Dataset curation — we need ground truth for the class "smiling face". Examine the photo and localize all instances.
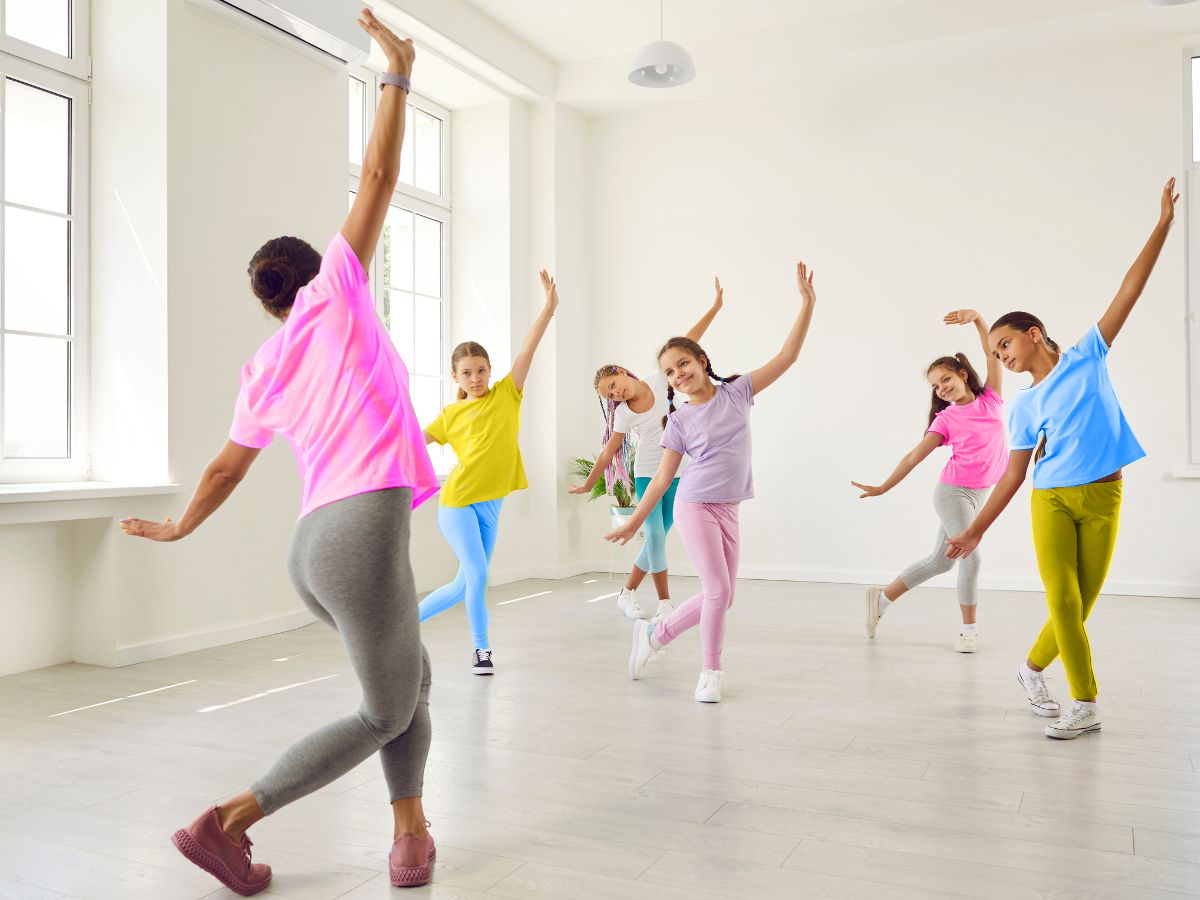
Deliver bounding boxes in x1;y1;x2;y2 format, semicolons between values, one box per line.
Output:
596;369;641;405
453;355;492;399
658;346;706;396
927;365;973;405
989;325;1039;374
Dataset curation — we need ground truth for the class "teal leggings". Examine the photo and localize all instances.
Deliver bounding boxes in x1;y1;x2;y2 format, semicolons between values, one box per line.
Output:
634;476;679;574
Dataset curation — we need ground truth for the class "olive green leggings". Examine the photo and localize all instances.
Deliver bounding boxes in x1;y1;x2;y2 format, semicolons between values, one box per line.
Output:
1027;480;1122;700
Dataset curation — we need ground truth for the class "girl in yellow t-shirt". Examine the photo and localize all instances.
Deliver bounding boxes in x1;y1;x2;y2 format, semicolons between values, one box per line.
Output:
420;270;559;674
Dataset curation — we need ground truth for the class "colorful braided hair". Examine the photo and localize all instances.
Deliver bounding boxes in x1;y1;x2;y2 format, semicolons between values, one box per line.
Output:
656;337;740;429
592;364;636;497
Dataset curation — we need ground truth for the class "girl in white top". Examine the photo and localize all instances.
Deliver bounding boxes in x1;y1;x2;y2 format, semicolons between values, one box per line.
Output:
570;280;725;621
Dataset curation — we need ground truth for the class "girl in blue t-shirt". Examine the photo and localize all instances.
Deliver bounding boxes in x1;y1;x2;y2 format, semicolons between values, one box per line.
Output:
946;177;1178;741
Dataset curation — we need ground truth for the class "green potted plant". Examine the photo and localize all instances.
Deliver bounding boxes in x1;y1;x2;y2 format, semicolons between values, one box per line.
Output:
570;444;640;530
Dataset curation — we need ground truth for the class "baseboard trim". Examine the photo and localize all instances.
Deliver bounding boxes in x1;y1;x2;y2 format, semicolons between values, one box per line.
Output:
573;561;1200;600
116;609;318;667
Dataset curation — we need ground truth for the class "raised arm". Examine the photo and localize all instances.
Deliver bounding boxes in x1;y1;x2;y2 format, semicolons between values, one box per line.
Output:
1097;177;1178;348
604;450;683;545
341;11;415;269
850;432;944;499
569;430;627;494
747;262;817;395
944;448;1034;559
510;270;560;392
684;277;724;342
944;309;1002;395
121;440;261;542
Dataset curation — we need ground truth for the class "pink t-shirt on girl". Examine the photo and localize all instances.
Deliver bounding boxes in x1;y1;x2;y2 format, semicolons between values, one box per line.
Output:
230;232;439;518
926;385;1007;489
660;374;755;504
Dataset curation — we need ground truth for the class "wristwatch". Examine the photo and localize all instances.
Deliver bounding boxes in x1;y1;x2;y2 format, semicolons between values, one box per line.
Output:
380;72;411;93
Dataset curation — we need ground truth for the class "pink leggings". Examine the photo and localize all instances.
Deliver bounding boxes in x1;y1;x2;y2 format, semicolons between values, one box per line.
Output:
653;501;740;670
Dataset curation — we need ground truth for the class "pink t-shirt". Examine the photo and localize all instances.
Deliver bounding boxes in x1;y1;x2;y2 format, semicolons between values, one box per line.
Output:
230;233;439;518
926;386;1007;489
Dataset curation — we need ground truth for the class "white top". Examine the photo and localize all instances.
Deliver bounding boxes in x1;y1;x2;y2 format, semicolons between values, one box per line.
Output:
611;371;686;479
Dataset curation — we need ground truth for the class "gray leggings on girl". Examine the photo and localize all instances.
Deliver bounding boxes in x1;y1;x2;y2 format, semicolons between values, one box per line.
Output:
251;487;432;814
899;482;990;606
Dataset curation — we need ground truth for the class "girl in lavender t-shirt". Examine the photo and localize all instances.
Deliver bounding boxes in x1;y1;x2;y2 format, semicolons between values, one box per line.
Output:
850;308;1005;653
607;263;818;704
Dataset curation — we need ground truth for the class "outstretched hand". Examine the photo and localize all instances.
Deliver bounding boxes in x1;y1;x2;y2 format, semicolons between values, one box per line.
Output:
943;309;980;326
850;481;885;499
796;262;816;305
539;269;560;316
1161;176;1180;227
567;483;591;495
120;516;184;542
713;277;724;309
356;8;414;74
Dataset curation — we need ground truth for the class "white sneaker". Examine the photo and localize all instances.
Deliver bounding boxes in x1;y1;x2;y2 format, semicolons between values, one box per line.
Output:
695;669;723;703
1045;701;1101;740
649;599;673;625
628;621;660;680
616;588;646;620
955;632;978;653
865;586;882;638
1017;665;1061;718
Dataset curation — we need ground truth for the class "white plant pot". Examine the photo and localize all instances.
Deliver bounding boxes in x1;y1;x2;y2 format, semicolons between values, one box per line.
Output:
609;506;644;541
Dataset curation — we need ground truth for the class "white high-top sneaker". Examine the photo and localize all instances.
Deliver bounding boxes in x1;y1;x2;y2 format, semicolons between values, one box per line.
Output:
1045;701;1101;740
628;621;662;680
616;588;645;619
1017;664;1061;718
694;669;723;703
865;586;883;638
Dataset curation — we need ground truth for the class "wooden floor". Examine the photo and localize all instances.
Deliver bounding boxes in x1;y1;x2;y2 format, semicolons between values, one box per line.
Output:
1;573;1199;899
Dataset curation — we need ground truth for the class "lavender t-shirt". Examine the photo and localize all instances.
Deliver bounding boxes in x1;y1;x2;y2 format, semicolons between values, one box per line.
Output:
660;375;755;504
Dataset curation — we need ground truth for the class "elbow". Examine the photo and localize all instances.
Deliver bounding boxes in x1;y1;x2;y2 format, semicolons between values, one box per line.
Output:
210;467;244;486
360;166;399;189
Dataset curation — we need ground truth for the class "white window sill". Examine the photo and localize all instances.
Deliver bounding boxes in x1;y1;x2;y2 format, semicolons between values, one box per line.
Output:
0;482;183;506
1171;467;1200;479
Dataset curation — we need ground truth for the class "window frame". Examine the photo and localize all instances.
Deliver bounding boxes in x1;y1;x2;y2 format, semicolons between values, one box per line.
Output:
0;0;90;82
1184;51;1200;469
0;47;90;483
348;68;453;469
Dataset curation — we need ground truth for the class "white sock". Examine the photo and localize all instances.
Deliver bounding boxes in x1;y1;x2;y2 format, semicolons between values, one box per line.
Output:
1076;699;1098;710
961;624;978;635
1022;661;1042;679
877;593;892;615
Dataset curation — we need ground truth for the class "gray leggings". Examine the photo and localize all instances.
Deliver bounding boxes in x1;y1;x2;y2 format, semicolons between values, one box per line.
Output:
899;482;989;606
251;487;432;814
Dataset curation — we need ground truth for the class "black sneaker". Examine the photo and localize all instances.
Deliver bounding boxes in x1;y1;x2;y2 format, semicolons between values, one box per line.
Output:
472;649;494;675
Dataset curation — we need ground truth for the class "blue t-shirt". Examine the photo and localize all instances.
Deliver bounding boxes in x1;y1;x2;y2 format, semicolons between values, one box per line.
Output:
1006;325;1144;489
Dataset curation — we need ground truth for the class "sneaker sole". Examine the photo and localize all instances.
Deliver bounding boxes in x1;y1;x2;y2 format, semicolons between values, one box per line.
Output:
955;643;977;653
390;848;436;887
629;624;647;680
171;829;271;897
1016;673;1061;717
695;694;721;703
865;588;879;639
471;668;494;675
1045;722;1101;740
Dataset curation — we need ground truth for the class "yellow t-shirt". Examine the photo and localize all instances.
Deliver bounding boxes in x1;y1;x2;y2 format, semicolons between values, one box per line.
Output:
426;373;529;507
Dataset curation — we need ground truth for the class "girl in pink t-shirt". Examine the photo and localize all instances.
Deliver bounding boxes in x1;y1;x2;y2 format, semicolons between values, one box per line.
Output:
851;308;1005;653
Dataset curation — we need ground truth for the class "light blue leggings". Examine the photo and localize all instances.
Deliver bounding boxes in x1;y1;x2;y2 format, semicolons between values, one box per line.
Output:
634;476;679;575
418;498;503;650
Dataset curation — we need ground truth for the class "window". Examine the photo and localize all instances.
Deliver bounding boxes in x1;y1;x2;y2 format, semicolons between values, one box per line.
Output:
0;0;89;482
1186;55;1200;467
349;72;452;467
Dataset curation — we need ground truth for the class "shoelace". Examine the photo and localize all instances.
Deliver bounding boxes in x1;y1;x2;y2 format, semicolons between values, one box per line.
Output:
1058;704;1093;726
242;836;254;869
1025;673;1052;704
477;650;491;662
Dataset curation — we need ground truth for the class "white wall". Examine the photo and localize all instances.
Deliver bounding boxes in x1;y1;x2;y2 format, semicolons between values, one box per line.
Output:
585;31;1200;598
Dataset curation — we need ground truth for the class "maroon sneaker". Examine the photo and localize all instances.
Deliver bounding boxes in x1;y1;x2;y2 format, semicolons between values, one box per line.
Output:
171;806;272;896
389;830;435;887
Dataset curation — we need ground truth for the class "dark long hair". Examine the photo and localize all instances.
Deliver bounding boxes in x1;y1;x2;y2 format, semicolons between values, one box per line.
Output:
656;336;740;429
451;341;490;400
989;311;1061;352
247;236;321;320
926;353;985;429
